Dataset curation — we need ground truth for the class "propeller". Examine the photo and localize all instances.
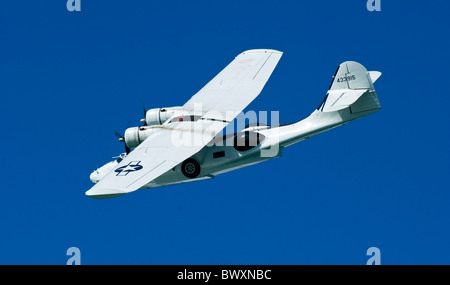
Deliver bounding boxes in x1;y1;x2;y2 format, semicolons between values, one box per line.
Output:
140;103;147;126
114;104;147;155
115;131;130;154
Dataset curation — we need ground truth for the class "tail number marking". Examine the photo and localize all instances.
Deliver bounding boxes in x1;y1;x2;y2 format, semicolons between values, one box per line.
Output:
336;75;356;82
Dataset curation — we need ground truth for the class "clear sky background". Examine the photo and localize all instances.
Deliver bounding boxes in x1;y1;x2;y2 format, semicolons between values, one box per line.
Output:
0;1;449;265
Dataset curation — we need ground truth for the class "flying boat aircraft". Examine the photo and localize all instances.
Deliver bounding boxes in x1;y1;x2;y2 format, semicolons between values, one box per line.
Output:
86;49;381;199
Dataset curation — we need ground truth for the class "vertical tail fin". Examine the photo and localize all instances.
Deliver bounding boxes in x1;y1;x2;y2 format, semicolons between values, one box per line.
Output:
274;61;381;149
318;61;381;114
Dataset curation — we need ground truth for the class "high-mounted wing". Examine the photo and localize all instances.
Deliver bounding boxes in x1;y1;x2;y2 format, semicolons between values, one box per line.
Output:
86;119;227;198
184;49;283;120
86;49;283;198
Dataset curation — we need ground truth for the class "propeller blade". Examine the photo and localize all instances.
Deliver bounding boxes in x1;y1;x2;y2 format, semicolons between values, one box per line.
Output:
142;103;147;126
114;131;130;154
114;131;123;139
114;131;124;142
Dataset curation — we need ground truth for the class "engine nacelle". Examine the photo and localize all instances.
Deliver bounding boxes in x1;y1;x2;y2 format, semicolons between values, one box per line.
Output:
145;106;184;126
124;126;158;149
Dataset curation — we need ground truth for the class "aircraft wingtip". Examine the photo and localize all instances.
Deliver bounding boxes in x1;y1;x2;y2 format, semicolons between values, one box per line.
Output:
240;49;283;55
85;188;127;199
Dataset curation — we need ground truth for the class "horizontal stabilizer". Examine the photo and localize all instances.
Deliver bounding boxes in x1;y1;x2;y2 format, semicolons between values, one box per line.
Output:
321;89;368;112
368;71;382;83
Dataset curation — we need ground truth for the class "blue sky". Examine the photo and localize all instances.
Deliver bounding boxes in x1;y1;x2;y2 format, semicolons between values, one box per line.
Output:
0;0;449;265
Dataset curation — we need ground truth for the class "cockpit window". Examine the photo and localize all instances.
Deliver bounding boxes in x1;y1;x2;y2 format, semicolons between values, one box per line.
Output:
168;115;202;123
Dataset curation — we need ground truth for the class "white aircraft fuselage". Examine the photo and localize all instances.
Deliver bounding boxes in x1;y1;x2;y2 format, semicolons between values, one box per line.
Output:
87;57;382;199
90;94;380;191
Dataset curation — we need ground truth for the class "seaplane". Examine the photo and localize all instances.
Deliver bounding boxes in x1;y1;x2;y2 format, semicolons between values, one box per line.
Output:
86;49;381;199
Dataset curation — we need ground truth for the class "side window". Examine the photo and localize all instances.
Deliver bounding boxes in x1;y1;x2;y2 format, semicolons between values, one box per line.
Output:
213;151;225;158
233;131;265;152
